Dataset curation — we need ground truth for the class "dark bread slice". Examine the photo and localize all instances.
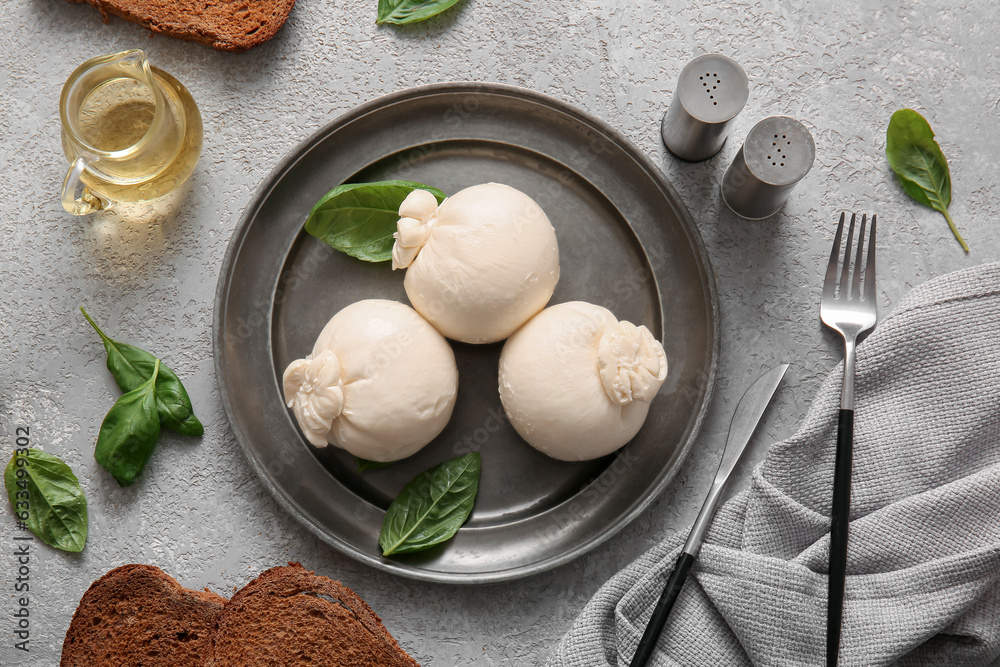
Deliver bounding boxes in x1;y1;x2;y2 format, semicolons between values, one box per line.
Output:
211;562;421;667
61;563;226;666
66;0;295;52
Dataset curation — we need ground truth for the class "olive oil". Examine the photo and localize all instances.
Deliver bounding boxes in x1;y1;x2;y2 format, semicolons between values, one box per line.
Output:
78;77;156;152
62;67;202;204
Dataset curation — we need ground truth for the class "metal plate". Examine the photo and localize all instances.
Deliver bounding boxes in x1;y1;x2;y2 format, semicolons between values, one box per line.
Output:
214;83;718;584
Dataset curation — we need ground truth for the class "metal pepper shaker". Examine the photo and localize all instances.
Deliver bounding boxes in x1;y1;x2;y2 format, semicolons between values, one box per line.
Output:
720;116;815;219
660;54;750;162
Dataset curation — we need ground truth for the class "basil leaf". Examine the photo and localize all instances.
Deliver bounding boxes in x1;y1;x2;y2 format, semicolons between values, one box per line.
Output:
4;449;88;553
377;0;464;25
95;360;162;487
81;307;204;436
379;452;480;556
357;457;393;472
886;109;968;252
304;180;446;262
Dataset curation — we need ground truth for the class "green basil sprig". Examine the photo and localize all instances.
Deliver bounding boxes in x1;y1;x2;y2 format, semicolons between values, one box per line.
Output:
81;307;203;436
4;449;88;552
377;0;464;25
379;452;480;556
95;360;161;487
886;109;968;252
82;308;203;486
304;180;446;262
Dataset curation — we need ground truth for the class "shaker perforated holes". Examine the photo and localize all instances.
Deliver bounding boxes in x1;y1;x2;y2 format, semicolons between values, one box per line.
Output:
700;72;721;105
770;134;790;167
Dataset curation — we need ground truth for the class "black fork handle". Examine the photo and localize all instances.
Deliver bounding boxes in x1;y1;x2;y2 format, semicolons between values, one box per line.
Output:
827;408;853;666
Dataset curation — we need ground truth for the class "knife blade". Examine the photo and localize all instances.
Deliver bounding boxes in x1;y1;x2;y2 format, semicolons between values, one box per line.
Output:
628;363;789;667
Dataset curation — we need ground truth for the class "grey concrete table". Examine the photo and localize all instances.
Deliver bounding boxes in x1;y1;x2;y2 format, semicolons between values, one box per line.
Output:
2;1;999;664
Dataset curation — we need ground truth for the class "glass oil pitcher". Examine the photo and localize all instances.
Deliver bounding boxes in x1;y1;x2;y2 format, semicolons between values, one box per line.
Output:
59;50;203;216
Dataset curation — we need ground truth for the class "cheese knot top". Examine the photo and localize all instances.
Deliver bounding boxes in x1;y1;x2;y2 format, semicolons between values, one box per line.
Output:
597;321;668;405
283;349;345;446
391;188;438;270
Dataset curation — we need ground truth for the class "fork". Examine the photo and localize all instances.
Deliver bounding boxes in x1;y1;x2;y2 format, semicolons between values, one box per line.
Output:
820;212;877;666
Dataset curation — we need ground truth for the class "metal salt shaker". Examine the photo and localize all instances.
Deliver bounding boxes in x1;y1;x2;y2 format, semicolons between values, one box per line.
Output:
721;116;816;219
660;54;749;162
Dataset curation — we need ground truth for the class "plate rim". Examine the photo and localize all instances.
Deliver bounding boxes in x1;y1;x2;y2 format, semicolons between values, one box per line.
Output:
213;81;720;583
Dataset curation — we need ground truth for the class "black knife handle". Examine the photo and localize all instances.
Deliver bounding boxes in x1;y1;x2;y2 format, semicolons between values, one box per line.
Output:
827;408;854;666
629;551;697;667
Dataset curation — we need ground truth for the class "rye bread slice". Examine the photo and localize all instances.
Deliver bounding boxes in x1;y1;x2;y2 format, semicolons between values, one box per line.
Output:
60;564;226;667
66;0;295;52
211;562;421;667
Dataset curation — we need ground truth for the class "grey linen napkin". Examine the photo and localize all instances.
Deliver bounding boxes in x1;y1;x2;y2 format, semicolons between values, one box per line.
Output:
546;262;1000;667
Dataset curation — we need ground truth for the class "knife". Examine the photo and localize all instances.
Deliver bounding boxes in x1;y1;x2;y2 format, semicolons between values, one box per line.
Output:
628;363;789;667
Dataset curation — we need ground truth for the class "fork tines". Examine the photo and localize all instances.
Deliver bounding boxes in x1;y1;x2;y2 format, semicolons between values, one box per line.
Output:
825;212;877;303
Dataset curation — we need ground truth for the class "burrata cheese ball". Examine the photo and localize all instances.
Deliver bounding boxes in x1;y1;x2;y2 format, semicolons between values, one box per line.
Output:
282;299;458;462
391;183;560;344
498;301;667;461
